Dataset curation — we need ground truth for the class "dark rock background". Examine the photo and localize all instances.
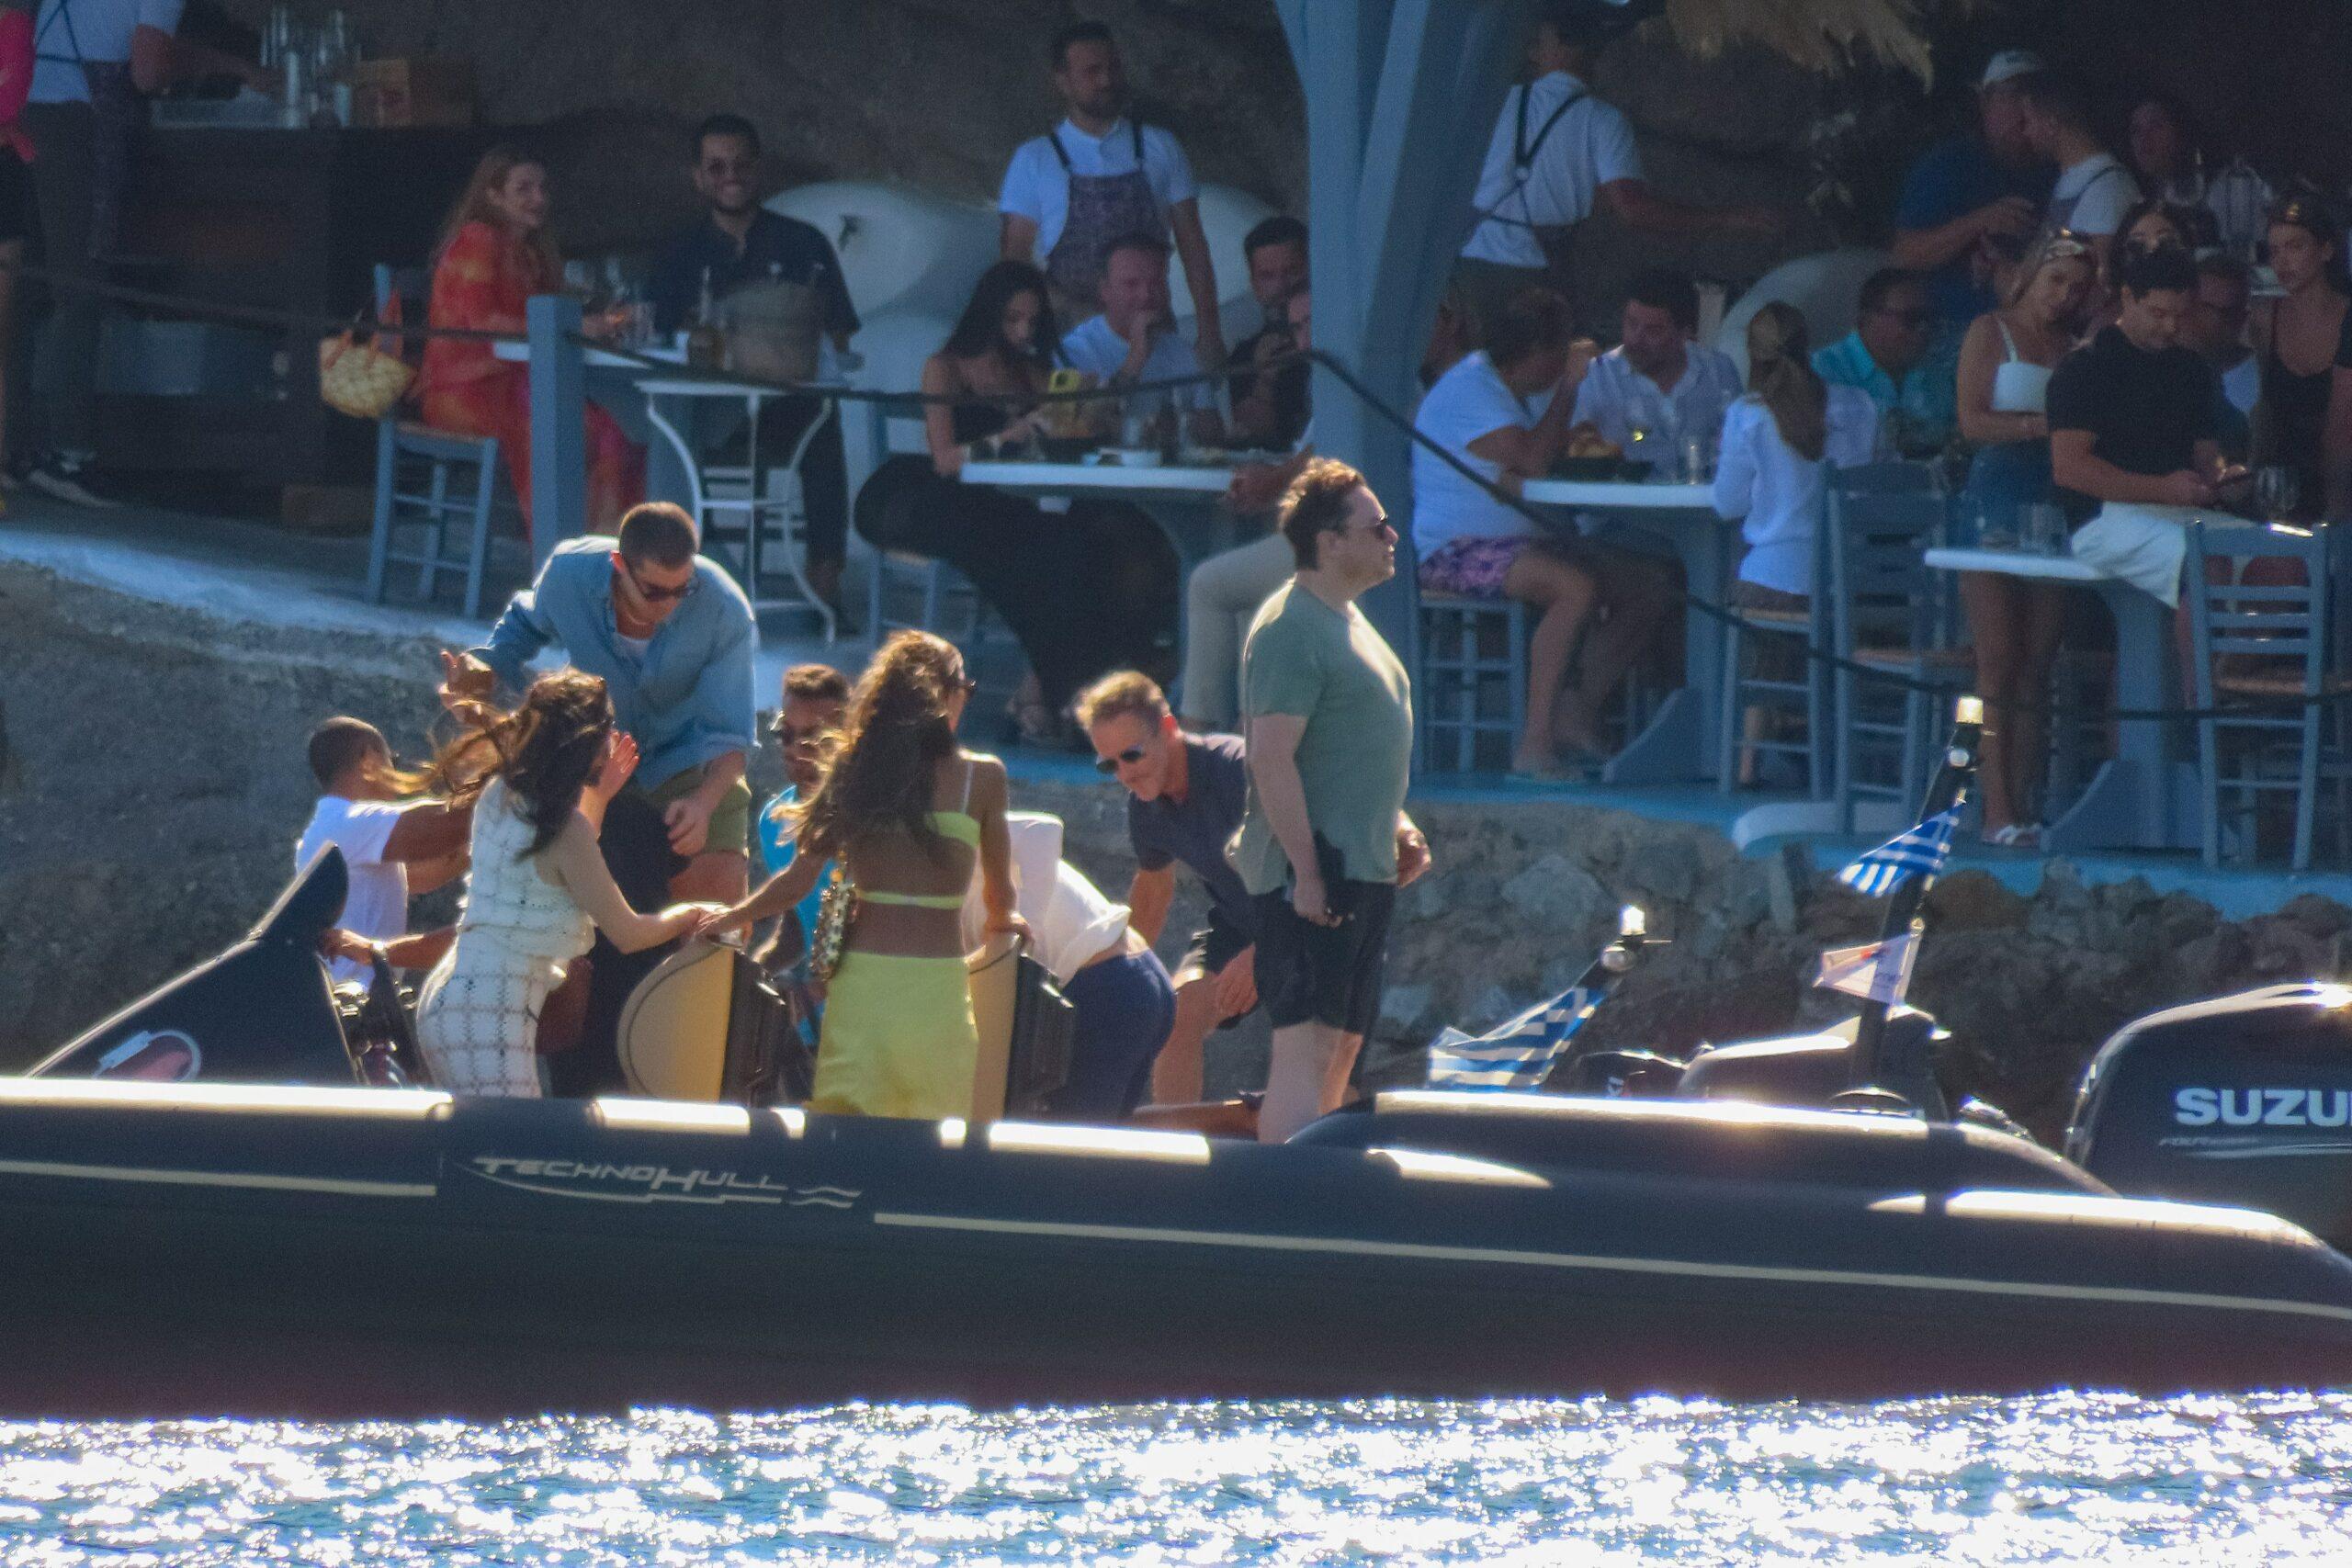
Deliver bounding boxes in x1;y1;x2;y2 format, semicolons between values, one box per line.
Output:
199;0;2352;335
7;560;2345;1143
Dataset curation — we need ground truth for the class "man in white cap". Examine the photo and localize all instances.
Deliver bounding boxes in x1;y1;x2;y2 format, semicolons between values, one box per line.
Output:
1889;50;2054;337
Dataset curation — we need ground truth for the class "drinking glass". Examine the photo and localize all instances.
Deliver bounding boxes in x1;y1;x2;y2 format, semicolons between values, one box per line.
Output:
1625;423;1653;472
2024;502;2067;555
1679;432;1713;484
1973;502;2018;551
2256;465;2301;522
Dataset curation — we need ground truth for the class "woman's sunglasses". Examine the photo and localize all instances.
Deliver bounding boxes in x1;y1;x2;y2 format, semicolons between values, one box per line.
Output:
1094;745;1148;775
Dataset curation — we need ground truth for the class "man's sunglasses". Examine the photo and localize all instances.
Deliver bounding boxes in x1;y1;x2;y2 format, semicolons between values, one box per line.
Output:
1875;306;1934;326
1094;745;1148;775
630;571;698;604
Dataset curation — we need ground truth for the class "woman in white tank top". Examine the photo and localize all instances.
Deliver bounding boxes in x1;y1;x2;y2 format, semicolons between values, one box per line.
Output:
413;671;719;1097
1951;233;2098;845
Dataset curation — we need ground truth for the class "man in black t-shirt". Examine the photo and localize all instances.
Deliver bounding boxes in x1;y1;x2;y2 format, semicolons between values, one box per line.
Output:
2048;245;2245;612
648;114;861;612
1078;671;1258;1107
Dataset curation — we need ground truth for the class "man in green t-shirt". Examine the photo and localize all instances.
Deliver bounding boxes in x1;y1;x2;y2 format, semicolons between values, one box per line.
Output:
1233;458;1431;1141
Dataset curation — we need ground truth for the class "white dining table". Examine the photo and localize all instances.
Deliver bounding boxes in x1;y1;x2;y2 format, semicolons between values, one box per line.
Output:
960;457;1242;672
1925;546;2199;853
1521;477;1727;784
961;459;1239;570
496;338;842;635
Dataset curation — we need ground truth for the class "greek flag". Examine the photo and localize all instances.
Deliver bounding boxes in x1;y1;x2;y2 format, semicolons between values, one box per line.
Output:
1836;807;1961;897
1426;986;1599;1091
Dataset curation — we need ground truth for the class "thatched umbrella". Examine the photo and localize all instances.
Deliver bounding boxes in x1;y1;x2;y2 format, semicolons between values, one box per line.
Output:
1573;0;1973;83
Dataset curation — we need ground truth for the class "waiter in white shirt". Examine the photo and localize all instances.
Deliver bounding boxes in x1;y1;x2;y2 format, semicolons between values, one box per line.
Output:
1453;0;1778;341
999;19;1225;368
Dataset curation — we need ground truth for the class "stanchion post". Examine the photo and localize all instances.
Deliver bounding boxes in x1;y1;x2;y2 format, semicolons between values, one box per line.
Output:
526;294;587;570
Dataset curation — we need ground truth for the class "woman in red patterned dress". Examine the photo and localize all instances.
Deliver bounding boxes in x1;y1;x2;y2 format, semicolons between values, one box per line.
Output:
418;147;643;544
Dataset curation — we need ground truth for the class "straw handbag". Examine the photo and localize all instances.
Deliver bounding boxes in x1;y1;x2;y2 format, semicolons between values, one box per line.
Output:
318;312;414;421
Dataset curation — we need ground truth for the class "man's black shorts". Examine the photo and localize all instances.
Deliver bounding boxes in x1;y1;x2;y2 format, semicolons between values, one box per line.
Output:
1179;907;1258;1027
1252;880;1397;1036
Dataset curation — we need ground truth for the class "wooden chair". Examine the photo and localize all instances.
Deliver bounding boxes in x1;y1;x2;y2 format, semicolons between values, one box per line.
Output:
361;265;520;620
2185;521;2346;870
1419;592;1529;773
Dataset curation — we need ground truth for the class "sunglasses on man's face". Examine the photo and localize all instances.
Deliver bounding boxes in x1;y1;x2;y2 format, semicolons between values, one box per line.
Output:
630;571;698;604
1876;306;1933;327
1094;745;1148;776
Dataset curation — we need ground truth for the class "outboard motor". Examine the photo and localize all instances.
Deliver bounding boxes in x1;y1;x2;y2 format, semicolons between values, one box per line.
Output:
2065;982;2352;1252
29;850;370;1086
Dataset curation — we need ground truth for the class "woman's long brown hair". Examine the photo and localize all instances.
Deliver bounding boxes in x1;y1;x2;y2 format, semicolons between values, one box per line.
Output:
435;144;563;288
789;631;964;862
424;670;614;860
1745;300;1828;462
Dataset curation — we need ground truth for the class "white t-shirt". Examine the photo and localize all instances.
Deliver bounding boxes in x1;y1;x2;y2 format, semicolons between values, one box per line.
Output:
1710;384;1879;595
960;812;1132;985
1059;313;1217;415
1410;350;1550;555
2047;152;2137;240
999;118;1198;260
30;0;184;104
297;795;412;985
1571;344;1744;453
1460;72;1643;269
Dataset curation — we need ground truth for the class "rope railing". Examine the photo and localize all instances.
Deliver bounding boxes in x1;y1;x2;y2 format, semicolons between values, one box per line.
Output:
12;253;2346;723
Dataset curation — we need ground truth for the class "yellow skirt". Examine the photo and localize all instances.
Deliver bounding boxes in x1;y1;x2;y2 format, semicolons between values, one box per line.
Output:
809;950;978;1120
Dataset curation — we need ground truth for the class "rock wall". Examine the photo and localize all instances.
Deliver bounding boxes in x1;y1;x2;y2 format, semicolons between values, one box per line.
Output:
213;0;1820;324
7;559;2346;1136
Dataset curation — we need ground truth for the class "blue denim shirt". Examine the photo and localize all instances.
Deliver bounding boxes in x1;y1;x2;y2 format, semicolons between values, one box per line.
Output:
472;536;759;789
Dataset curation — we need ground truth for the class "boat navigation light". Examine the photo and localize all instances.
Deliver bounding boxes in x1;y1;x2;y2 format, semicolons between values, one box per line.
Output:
1619;906;1646;939
1954;694;1984;726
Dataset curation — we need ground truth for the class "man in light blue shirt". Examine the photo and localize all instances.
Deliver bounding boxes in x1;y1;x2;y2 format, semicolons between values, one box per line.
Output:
1812;268;1956;455
1058;232;1225;447
444;502;759;904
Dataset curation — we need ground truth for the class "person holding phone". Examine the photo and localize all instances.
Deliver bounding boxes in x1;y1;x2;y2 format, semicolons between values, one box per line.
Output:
1231;459;1430;1143
2049;244;2247;670
852;260;1172;741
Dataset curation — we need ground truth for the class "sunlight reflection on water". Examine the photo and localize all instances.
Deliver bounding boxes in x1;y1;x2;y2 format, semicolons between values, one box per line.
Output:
2;1393;2350;1563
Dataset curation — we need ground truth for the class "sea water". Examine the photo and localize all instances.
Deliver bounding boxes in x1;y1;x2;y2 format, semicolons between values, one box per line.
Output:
3;1394;2350;1563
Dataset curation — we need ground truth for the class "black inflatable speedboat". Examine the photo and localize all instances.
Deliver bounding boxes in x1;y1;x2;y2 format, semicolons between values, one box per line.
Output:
6;853;2352;1415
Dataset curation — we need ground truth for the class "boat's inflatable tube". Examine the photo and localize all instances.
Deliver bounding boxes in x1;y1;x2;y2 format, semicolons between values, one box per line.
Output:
0;1080;2346;1416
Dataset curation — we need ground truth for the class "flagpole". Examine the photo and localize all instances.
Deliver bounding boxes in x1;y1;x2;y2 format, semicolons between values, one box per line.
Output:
1839;695;1984;1109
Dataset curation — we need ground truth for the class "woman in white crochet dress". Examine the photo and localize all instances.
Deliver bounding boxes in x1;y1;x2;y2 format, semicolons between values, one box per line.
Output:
415;671;718;1097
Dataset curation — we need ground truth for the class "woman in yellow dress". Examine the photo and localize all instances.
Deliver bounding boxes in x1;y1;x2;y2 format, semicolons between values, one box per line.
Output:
701;631;1025;1117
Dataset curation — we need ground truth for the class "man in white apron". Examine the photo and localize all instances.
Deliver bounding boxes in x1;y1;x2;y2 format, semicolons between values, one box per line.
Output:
2049;244;2245;621
998;21;1224;368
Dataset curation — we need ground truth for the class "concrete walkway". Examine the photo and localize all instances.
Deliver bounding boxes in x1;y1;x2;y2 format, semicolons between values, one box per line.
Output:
9;491;2347;922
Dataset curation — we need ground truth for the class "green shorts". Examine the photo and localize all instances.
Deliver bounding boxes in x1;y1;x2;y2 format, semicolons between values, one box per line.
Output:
642;763;755;859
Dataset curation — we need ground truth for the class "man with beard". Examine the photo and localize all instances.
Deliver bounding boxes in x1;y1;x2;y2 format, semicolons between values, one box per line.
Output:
999;21;1224;367
648;113;860;611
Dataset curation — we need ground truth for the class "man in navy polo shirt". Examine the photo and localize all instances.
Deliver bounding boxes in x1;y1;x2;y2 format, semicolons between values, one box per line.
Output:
649;113;860;611
1079;670;1255;1106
